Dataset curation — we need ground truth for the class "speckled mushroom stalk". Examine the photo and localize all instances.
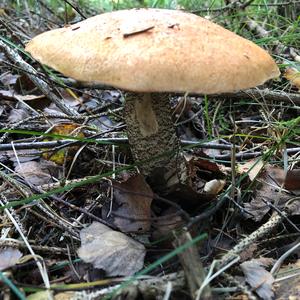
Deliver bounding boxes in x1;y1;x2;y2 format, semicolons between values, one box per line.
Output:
124;93;181;187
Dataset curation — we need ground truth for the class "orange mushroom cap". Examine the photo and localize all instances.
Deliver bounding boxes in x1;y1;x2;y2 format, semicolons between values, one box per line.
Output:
26;8;280;94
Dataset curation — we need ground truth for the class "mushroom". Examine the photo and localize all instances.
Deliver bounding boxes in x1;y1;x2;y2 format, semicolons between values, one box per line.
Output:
25;9;279;190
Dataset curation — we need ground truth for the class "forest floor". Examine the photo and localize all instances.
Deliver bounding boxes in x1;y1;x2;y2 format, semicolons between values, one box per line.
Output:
0;1;300;299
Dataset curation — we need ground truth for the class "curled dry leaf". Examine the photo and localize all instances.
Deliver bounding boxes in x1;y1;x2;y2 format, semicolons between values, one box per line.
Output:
77;222;146;276
0;247;23;271
186;153;225;188
238;158;264;181
240;259;275;300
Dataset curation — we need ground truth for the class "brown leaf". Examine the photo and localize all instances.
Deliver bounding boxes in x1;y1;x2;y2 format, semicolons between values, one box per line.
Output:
103;174;153;232
187;154;223;174
243;166;292;221
270;167;300;192
152;207;184;242
239;244;258;262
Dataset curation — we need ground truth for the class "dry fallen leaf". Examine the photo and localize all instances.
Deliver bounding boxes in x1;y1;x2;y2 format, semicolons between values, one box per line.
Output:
0;247;23;271
238;158;264;181
243;165;295;221
42;123;84;165
2;149;39;164
103;174;153;232
15;160;61;186
0;72;20;86
8;108;30;123
77;222;146;276
240;259;275;300
152;207;184;242
269;167;300;192
0;89;44;102
284;68;300;90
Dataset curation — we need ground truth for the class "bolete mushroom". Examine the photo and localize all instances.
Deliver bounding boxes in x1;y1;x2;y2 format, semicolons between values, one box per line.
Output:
25;9;279;189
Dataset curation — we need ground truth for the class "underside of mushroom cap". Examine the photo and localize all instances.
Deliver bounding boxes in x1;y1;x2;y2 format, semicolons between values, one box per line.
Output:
26;8;280;94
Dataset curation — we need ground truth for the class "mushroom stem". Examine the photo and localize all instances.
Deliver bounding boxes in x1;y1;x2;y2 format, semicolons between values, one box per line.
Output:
124;93;184;190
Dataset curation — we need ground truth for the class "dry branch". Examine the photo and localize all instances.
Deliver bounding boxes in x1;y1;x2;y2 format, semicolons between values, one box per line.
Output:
211;88;300;106
0;40;79;116
173;230;212;299
217;213;284;268
0;138;237;151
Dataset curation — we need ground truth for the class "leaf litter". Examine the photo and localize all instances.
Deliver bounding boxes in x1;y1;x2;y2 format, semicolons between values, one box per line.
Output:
0;2;299;300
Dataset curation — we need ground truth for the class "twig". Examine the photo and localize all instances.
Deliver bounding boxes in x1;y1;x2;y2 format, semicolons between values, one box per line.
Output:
217;212;284;268
61;0;87;19
173;230;212;299
0;109;123;143
214;147;300;161
60;272;186;298
0;167;79;238
0;138;237;151
209;89;300;106
0;39;79;116
250;1;300;7
271;240;300;274
0;238;69;255
60;79;300;106
0;198;51;289
196;258;240;299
